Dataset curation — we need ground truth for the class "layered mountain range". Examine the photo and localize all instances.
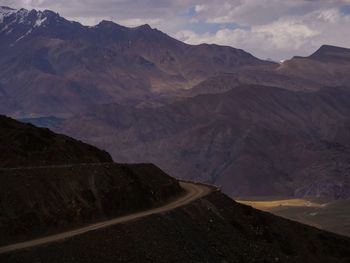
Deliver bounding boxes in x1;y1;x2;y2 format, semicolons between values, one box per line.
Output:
0;6;271;117
1;6;350;199
59;85;350;199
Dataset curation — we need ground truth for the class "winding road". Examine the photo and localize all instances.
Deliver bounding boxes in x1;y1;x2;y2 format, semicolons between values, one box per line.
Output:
0;181;212;254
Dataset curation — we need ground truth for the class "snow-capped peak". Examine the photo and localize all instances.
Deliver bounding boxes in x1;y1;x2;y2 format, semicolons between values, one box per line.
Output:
34;12;47;27
0;7;54;43
0;7;51;28
0;7;31;25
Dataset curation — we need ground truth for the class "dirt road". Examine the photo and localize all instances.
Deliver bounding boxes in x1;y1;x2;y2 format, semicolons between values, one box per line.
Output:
0;181;212;254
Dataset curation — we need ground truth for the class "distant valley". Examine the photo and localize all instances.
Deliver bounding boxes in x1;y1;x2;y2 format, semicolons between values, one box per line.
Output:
237;197;350;237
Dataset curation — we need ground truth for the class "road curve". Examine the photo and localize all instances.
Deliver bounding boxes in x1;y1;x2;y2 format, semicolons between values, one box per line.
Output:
0;182;212;255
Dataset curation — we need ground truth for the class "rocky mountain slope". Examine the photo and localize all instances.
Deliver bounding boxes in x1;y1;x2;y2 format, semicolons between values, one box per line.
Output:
1;116;350;262
1;6;350;200
181;44;350;97
0;115;112;167
0;6;272;117
0;116;182;245
58;85;350;199
2;190;350;263
55;45;350;200
277;45;350;87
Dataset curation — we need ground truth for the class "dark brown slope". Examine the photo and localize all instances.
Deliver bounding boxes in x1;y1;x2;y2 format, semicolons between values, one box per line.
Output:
0;115;182;245
0;115;112;167
183;45;350;98
182;45;350;98
2;191;350;263
58;85;350;199
0;7;273;117
277;45;350;87
309;45;350;62
0;163;182;246
1;115;350;263
183;68;319;97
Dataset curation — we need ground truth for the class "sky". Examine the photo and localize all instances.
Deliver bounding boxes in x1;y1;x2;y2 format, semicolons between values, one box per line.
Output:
1;0;350;60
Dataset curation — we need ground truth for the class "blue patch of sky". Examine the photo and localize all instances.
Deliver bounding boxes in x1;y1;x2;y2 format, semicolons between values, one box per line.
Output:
182;6;248;34
340;5;350;15
186;6;197;17
186;21;246;34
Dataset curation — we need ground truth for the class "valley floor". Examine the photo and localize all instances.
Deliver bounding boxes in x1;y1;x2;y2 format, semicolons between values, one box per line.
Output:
237;198;350;237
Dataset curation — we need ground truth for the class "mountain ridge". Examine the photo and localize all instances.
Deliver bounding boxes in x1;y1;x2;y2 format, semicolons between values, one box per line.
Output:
0;115;113;167
0;6;271;117
2;6;350;200
58;85;350;199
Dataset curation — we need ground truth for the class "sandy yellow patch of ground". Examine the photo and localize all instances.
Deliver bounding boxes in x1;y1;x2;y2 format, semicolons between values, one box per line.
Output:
236;199;326;211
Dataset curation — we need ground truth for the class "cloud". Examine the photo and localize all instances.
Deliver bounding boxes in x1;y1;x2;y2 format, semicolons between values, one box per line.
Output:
194;5;209;13
1;0;350;59
176;2;350;60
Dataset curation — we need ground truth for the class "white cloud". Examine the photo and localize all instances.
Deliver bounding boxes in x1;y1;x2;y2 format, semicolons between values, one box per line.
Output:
317;8;342;23
253;20;319;49
194;5;208;13
118;18;163;28
176;6;350;60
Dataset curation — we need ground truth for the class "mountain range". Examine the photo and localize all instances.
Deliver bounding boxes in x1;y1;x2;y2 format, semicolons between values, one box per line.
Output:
58;85;350;199
1;6;350;200
0;6;271;117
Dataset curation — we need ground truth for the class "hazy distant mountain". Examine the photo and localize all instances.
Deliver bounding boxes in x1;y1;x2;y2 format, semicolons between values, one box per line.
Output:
0;6;271;117
178;44;350;98
277;45;350;87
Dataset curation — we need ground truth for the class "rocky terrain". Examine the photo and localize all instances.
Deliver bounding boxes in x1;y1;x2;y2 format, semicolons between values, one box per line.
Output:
0;6;273;117
0;116;182;245
0;115;112;167
277;45;350;87
2;191;350;263
1;6;350;200
0;117;350;262
1;5;350;263
186;44;350;97
59;85;350;199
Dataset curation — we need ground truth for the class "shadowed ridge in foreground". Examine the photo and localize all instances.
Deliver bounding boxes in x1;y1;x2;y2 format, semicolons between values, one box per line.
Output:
0;115;113;168
0;116;183;247
0;182;211;254
1;189;350;263
0;115;350;262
